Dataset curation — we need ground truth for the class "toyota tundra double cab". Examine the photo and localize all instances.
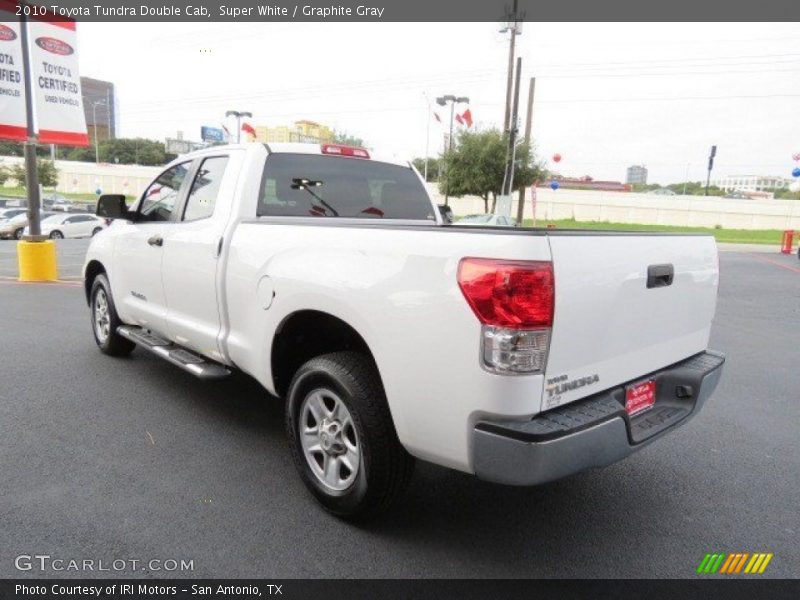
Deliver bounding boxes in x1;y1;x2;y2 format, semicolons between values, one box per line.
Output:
84;142;724;519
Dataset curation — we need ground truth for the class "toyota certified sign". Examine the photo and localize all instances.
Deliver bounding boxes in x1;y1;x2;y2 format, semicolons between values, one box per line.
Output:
35;36;74;55
0;24;17;41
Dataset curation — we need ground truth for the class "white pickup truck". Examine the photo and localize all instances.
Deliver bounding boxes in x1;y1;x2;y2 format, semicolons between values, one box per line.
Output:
85;142;724;519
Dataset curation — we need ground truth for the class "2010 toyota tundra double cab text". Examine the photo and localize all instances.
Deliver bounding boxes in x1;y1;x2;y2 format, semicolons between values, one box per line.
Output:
85;142;725;519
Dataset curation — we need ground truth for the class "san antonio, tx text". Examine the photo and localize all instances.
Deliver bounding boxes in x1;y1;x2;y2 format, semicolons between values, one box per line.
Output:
15;584;282;596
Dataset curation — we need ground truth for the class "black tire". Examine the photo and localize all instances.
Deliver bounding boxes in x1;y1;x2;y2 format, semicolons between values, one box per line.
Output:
49;230;63;239
89;273;135;357
92;227;102;236
14;228;23;240
286;351;414;520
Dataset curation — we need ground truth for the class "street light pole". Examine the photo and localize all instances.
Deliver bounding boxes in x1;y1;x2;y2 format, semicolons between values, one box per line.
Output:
225;110;253;143
436;95;468;206
18;0;42;240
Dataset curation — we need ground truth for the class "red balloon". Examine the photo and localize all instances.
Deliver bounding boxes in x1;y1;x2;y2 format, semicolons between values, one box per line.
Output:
552;153;562;163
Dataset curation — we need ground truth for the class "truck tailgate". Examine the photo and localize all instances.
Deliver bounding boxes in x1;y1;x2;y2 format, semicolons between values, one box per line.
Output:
543;234;719;411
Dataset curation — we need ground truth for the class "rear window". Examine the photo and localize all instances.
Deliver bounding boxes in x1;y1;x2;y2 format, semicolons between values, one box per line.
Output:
257;153;434;220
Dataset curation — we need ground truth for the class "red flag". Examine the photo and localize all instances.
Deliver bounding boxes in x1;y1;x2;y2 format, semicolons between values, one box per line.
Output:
241;122;256;139
461;109;473;127
433;112;441;123
455;113;464;125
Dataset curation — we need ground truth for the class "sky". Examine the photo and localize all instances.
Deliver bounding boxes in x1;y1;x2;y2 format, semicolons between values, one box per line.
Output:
76;22;800;184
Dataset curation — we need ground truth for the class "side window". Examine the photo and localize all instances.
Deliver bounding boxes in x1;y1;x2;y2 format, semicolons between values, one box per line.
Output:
183;156;229;222
138;162;191;222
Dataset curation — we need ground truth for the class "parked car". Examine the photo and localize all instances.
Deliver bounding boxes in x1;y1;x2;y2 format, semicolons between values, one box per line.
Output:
84;142;724;519
0;208;27;222
25;213;107;239
43;194;74;212
458;213;517;226
0;211;54;240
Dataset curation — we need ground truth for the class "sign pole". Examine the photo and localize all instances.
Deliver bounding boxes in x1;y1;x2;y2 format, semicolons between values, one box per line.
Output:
18;0;43;240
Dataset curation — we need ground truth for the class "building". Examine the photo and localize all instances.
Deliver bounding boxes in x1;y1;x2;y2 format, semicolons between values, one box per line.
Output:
555;175;631;192
81;77;117;143
713;175;789;193
254;120;334;144
164;131;204;155
626;165;648;185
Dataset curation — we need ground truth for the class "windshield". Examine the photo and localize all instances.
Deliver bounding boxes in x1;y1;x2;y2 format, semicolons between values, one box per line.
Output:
257;153;434;220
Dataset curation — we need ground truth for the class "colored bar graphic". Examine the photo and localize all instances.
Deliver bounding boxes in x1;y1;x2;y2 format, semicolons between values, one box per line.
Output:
719;554;736;574
697;554;712;574
734;553;749;573
697;552;772;575
758;554;773;573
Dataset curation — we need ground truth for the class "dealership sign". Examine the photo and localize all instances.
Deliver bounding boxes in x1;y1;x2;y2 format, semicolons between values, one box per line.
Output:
0;1;88;146
0;5;26;141
201;126;225;142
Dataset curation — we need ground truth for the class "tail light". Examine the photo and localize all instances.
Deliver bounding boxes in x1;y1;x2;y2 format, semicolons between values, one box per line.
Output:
458;258;554;375
321;144;370;159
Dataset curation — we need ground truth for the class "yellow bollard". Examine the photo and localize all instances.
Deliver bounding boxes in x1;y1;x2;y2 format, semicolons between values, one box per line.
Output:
17;240;59;282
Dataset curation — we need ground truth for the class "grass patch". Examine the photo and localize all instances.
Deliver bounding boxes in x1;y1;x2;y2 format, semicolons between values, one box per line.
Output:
1;186;135;204
520;218;783;245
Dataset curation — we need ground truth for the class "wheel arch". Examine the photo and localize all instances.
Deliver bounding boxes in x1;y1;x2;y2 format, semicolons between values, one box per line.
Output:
270;309;380;400
84;259;106;305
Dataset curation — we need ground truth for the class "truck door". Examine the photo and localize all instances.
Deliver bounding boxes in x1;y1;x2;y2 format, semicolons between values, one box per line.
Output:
112;161;192;334
160;154;235;362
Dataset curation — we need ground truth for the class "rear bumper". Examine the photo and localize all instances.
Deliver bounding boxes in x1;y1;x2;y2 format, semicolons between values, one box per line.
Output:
472;350;725;486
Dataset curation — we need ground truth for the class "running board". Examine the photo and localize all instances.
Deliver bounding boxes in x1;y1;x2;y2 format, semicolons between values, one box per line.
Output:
117;325;232;380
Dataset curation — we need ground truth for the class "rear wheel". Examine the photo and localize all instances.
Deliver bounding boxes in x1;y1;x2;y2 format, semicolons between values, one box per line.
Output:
286;352;414;520
90;273;135;356
92;227;102;236
49;230;63;239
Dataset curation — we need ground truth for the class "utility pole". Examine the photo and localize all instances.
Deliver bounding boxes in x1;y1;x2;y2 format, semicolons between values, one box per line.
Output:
516;77;535;223
500;0;522;132
422;92;431;182
19;1;42;240
705;145;717;196
501;57;522;197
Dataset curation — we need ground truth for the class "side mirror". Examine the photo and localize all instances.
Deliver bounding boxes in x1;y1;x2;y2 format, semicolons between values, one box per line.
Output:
96;194;132;220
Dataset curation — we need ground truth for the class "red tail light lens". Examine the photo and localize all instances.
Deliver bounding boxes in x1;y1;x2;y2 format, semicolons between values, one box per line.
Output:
321;144;370;159
457;258;554;329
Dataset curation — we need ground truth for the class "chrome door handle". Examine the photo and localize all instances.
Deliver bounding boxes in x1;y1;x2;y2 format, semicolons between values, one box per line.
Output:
147;235;163;247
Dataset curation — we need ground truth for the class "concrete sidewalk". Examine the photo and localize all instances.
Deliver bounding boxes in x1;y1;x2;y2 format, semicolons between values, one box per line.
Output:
717;242;784;253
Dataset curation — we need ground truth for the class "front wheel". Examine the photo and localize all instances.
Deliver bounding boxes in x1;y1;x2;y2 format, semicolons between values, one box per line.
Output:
286;352;414;520
49;230;63;239
90;273;135;356
14;228;23;240
91;227;102;236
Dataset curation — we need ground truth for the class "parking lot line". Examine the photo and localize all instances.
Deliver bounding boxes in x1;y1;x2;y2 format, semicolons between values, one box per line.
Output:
747;252;800;274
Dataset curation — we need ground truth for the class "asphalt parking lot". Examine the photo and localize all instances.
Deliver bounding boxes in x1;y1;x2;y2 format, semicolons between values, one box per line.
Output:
0;239;798;578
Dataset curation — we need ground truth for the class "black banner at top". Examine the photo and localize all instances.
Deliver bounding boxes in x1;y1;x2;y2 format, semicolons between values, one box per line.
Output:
6;0;799;22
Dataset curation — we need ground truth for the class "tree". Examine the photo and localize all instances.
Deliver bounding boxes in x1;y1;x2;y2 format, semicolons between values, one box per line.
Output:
0;165;9;186
331;130;365;148
666;181;724;196
438;128;543;212
9;159;58;188
0;141;24;156
60;137;173;166
412;157;439;182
